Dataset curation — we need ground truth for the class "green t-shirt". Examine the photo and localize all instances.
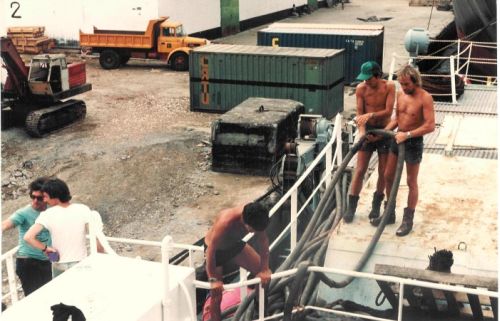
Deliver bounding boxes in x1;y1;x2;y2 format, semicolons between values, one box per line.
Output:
9;205;51;261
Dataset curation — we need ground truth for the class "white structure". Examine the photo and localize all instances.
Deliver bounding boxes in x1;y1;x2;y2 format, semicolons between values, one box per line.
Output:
1;0;307;43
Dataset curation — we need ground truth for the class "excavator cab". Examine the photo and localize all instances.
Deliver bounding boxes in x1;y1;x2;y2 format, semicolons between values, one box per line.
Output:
1;37;91;137
28;54;69;95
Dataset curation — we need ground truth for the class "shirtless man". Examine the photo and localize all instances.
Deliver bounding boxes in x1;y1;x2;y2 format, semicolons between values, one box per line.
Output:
344;61;395;223
204;202;271;321
371;65;435;236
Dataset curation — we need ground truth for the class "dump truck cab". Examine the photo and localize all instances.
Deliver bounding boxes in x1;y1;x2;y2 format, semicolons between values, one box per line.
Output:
157;20;208;70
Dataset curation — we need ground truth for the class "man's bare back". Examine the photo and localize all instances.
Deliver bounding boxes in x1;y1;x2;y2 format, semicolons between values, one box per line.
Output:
205;205;247;250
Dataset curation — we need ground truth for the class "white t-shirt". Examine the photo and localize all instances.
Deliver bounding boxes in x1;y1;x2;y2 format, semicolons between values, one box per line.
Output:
36;204;102;263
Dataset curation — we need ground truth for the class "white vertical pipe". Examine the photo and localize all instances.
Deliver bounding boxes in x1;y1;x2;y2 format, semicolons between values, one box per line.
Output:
240;267;247;299
450;56;457;104
456;39;461;73
388;53;396;81
162;235;173;321
397;282;405;321
6;255;18;304
291;190;297;250
325;144;332;184
465;43;473;81
258;283;265;320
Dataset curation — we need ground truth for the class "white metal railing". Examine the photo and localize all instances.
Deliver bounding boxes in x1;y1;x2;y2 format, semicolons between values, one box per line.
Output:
1;223;204;308
388;39;497;104
189;260;499;321
1;246;20;304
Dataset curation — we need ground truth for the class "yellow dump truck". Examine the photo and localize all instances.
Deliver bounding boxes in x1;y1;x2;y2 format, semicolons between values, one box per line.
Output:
79;17;209;71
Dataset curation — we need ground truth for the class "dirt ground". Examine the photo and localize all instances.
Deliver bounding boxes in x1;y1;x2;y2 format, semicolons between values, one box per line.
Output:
1;1;454;262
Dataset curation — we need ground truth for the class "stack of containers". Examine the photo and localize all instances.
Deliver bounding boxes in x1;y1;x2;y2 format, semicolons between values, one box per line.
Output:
257;23;384;84
190;44;344;119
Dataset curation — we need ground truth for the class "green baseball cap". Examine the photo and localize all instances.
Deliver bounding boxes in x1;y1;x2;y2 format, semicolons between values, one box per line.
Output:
356;61;381;81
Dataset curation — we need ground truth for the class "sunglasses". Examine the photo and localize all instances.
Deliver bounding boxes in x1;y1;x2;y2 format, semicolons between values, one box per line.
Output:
30;195;44;202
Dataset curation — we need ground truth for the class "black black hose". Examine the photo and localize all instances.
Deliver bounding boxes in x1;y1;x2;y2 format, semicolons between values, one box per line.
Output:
284;261;310;321
315;129;405;288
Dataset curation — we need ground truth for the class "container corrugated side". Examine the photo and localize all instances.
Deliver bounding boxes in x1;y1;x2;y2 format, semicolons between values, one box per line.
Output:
190;44;344;86
257;25;384;83
190;80;343;119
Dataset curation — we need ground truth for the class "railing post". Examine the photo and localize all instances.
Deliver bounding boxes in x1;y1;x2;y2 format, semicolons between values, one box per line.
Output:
162;235;173;321
389;53;396;81
397;282;405;321
456;39;461;73
325;144;332;185
291;190;297;251
6;254;18;304
450;55;457;104
258;283;265;321
240;267;247;299
465;43;473;82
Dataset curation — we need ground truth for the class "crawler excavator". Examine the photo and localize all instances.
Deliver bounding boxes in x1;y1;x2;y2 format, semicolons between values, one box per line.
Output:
1;37;91;137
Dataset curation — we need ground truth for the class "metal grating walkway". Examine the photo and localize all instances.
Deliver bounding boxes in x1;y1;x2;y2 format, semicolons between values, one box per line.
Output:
424;85;498;160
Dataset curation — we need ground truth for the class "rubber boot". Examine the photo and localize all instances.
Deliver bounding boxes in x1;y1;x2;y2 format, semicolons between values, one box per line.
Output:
370;201;395;226
396;208;414;237
344;195;359;223
368;192;384;220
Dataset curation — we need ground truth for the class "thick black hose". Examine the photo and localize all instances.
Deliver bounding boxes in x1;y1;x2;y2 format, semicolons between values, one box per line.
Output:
233;135;369;320
283;261;310;321
316;129;405;288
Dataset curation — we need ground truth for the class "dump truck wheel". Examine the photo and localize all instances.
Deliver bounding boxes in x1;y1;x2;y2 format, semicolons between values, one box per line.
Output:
172;53;188;71
99;50;120;69
120;54;131;65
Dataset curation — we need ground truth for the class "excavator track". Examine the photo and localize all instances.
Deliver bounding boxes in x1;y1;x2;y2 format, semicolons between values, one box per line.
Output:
25;99;86;137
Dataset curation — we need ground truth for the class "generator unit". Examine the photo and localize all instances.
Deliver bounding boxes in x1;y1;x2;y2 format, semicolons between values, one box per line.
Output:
211;97;305;176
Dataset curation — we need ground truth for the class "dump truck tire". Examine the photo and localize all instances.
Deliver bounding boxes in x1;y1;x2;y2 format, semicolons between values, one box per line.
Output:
171;52;189;71
99;50;120;69
120;54;131;65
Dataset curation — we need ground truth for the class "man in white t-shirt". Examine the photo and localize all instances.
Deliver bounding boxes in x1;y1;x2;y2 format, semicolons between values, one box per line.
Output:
24;178;104;277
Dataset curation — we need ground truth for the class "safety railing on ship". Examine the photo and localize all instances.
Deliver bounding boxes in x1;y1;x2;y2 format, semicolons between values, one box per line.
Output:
185;242;499;321
1;246;20;305
235;114;344;293
0;223;203;308
388;39;497;104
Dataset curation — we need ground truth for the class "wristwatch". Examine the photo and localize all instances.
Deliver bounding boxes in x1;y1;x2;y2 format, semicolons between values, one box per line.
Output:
208;277;218;283
406;131;412;139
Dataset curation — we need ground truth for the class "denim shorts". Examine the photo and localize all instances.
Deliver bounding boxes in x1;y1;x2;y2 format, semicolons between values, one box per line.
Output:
390;136;424;164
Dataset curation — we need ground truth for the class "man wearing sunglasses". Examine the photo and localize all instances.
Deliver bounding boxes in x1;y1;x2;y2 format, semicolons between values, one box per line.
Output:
24;178;104;277
2;177;52;296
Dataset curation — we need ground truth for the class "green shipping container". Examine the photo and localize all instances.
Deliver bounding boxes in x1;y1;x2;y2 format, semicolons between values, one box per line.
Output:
190;44;344;118
257;23;384;84
190;44;344;86
190;80;343;119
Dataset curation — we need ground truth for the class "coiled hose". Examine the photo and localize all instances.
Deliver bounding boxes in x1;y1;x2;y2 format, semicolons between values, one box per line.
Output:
229;130;404;321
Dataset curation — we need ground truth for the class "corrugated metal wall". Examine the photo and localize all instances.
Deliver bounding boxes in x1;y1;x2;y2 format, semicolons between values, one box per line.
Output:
258;24;384;84
190;44;345;118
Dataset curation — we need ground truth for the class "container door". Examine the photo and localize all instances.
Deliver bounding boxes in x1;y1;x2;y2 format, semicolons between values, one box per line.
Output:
220;0;240;36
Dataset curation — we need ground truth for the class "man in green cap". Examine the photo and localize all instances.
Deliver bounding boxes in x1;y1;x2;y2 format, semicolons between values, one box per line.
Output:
344;61;395;223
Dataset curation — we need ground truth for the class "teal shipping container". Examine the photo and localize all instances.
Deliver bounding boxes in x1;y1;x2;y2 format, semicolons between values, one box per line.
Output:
190;44;344;118
257;23;384;84
190;80;343;119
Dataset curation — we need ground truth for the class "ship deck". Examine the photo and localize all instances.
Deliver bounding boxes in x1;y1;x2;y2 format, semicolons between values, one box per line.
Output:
318;85;498;318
